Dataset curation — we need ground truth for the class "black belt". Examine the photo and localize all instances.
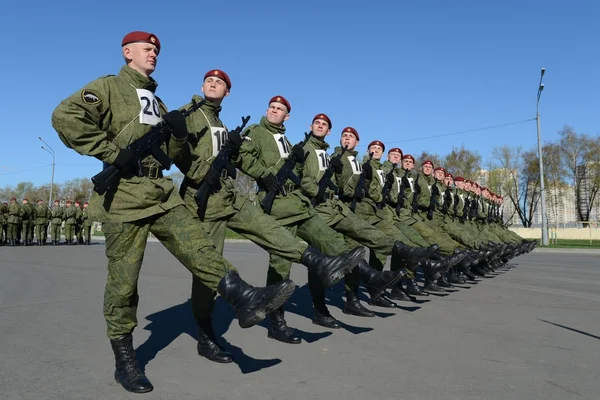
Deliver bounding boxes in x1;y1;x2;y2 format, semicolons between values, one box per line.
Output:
140;165;163;179
257;182;297;193
338;195;355;203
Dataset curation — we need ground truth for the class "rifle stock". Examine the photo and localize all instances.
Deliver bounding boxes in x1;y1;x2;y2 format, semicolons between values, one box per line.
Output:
350;152;373;212
312;146;347;206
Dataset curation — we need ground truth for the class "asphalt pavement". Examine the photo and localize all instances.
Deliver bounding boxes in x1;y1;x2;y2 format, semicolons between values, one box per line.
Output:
1;242;599;400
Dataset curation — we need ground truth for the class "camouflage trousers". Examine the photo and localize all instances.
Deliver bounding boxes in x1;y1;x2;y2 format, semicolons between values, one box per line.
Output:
21;222;32;242
64;223;75;242
51;223;61;242
7;223;18;240
82;226;92;243
102;205;232;339
188;193;307;322
35;223;47;242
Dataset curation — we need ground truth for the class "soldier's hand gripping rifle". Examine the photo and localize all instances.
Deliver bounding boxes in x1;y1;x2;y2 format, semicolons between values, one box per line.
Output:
350;152;374;212
452;192;460;217
260;132;311;214
440;187;452;215
193;116;251;221
427;184;441;220
411;174;421;214
396;169;410;216
469;195;479;220
312;145;347;207
460;193;471;223
377;165;397;210
92;99;206;195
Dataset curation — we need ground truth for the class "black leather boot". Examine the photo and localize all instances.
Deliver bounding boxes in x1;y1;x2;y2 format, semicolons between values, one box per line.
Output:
405;278;428;296
197;318;233;363
86;237;91;245
437;274;454;288
301;245;365;287
423;276;445;292
343;289;375;317
217;270;296;329
110;334;153;393
388;284;411;301
268;307;301;344
357;259;404;298
313;296;342;328
392;241;439;267
78;237;84;245
368;290;397;308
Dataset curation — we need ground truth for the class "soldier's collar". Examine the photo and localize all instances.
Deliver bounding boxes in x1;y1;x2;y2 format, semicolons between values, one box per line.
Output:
119;66;158;92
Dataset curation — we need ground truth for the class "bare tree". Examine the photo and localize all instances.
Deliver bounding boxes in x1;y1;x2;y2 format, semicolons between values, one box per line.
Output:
443;145;482;179
415;151;443;168
558;125;592;221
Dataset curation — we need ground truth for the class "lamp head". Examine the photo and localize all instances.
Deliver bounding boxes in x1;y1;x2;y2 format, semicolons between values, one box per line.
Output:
541;67;546;76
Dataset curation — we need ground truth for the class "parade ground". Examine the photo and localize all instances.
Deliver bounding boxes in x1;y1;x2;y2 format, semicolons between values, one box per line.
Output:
1;243;599;400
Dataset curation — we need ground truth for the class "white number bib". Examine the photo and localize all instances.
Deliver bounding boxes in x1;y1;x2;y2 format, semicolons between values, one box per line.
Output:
315;150;329;171
407;177;415;192
376;170;386;186
272;134;291;158
136;89;162;126
210;127;228;158
395;177;403;194
348;156;362;175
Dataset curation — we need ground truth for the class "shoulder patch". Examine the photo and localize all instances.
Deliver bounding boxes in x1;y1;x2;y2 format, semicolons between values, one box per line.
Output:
81;89;101;104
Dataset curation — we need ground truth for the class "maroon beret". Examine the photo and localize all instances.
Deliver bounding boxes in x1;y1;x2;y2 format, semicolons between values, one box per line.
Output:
313;113;332;129
445;173;453;178
434;167;446;173
388;147;402;156
269;95;291;112
84;202;89;205
23;198;28;201
11;197;16;201
402;154;415;162
204;69;231;89
341;127;359;141
368;140;385;152
422;160;434;167
454;176;465;182
66;200;72;204
122;31;160;53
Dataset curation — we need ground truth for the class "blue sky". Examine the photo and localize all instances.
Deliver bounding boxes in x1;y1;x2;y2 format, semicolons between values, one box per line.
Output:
1;0;598;186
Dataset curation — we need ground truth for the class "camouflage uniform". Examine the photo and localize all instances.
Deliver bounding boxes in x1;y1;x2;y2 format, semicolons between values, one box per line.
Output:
75;203;84;244
175;96;310;322
7;201;20;244
63;203;77;244
82;205;92;244
0;203;7;244
52;65;237;339
34;201;50;244
20;201;34;245
50;203;63;244
236;117;355;286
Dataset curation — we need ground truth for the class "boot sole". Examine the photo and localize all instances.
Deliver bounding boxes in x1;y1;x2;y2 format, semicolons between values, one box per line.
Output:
114;378;154;393
238;281;296;329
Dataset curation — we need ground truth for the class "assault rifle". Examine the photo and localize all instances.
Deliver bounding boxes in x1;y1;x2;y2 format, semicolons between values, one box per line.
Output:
260;132;311;214
427;183;441;220
452;192;460;217
193;115;251;221
92;99;205;195
377;164;397;210
312;145;347;207
440;187;452;215
469;195;479;220
396;169;410;216
411;174;421;213
460;193;471;223
350;152;374;212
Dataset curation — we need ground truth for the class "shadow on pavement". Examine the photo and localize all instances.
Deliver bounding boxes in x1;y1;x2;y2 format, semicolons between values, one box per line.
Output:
539;319;600;341
136;299;282;375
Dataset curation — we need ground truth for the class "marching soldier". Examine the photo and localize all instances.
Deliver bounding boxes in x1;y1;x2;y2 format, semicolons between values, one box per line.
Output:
34;199;50;245
20;198;34;246
82;201;92;245
0;202;7;245
7;197;20;246
75;200;84;244
173;70;360;357
52;31;298;393
50;199;63;245
63;200;77;245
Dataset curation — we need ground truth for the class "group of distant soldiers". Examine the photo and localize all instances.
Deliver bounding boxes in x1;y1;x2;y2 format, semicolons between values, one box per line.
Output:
0;198;93;246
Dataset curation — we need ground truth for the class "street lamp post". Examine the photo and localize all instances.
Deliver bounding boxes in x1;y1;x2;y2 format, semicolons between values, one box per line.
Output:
39;137;55;207
536;68;548;246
